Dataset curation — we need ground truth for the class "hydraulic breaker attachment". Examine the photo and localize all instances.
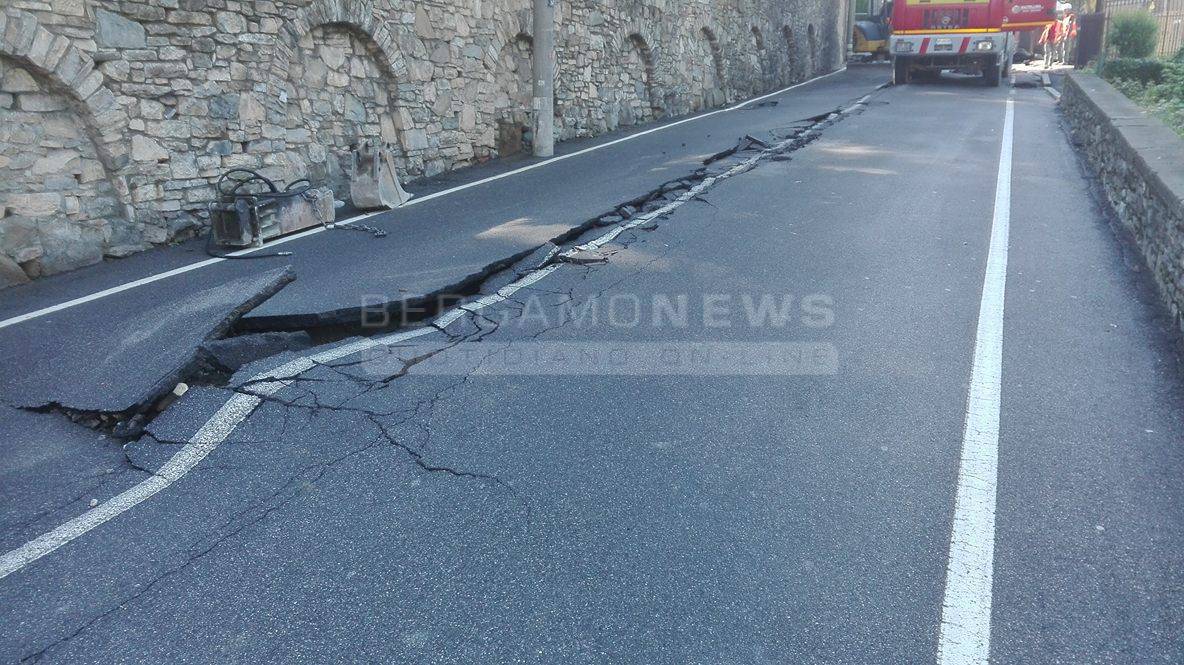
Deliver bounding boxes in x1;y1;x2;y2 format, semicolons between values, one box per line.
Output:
208;169;335;248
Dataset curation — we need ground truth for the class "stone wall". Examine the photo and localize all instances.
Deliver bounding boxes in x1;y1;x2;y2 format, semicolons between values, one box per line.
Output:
1061;72;1184;336
0;0;845;282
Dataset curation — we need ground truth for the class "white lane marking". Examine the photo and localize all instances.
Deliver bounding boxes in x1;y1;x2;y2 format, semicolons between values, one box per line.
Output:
0;326;433;580
0;68;851;332
936;93;1014;665
0;95;867;579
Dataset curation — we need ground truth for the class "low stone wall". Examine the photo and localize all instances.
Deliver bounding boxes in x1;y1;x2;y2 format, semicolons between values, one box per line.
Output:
1061;72;1184;336
0;0;847;283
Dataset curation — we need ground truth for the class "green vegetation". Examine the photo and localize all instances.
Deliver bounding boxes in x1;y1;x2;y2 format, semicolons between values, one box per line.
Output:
1107;12;1159;58
1102;58;1166;85
1103;58;1184;137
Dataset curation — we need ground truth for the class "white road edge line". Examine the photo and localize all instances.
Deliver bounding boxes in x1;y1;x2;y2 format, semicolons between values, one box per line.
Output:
936;93;1014;665
0;93;875;580
0;68;850;332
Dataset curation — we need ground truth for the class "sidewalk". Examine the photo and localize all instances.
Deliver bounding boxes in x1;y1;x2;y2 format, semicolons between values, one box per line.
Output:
0;66;887;418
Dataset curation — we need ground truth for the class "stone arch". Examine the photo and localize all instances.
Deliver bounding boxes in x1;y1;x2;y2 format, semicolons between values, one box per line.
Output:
619;32;662;126
751;26;769;90
0;10;130;174
807;24;818;76
782;25;799;84
285;0;409;82
0;9;136;278
268;0;420;181
751;25;766;52
281;20;411;193
492;32;534;156
699;26;727;105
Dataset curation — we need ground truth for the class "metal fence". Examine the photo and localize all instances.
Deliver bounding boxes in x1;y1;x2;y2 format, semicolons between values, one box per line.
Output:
1103;0;1184;58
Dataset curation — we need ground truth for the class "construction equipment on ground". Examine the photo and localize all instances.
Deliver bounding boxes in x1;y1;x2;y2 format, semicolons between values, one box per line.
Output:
350;140;412;210
208;169;335;250
853;0;892;60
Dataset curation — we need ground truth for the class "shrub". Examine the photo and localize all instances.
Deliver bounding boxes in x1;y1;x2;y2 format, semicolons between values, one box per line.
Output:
1110;61;1184;138
1102;57;1166;85
1108;12;1159;58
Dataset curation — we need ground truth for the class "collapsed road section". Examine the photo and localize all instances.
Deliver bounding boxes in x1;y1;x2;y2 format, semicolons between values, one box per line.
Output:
0;85;882;588
239;91;885;335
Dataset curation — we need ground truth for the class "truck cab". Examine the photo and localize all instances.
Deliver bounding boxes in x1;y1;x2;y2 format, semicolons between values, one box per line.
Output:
888;0;1057;86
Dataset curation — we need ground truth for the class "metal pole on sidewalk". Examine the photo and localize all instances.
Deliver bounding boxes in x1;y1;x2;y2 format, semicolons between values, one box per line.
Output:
532;0;555;157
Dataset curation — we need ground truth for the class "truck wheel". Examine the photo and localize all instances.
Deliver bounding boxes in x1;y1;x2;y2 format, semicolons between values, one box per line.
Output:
894;58;910;85
984;57;1001;87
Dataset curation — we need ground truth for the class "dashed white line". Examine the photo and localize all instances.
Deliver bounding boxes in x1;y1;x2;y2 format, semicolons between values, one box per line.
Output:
0;68;849;332
936;92;1014;665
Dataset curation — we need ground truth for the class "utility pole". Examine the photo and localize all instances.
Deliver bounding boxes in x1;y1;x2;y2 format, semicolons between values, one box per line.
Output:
532;0;555;157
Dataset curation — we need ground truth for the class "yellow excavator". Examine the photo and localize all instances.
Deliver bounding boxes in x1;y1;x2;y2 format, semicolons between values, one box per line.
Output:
853;0;892;61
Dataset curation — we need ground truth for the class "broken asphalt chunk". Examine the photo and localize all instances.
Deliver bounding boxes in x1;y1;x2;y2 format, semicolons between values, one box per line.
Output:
559;249;611;265
0;267;295;417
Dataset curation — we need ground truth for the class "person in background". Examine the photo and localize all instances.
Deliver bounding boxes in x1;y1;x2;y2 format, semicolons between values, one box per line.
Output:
1062;11;1078;67
1040;12;1062;68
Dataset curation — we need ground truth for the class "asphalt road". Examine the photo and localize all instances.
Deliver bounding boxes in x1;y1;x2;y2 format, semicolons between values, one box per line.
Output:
3;66;1184;663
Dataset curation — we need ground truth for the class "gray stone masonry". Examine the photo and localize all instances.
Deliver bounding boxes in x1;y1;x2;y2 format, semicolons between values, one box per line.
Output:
1061;72;1184;337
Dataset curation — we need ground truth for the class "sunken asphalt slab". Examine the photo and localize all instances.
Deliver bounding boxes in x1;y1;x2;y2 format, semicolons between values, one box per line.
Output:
0;267;294;413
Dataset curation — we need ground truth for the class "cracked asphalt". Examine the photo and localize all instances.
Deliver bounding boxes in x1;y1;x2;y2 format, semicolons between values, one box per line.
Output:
3;67;1184;663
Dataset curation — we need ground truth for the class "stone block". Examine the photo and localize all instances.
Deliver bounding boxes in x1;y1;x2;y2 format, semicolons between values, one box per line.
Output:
215;11;247;34
320;44;347;69
132;134;169;162
18;93;67;112
8;193;63;217
170;152;198;179
238;92;265;124
145;62;189;79
0;252;30;289
36;218;104;275
2;67;39;94
95;9;147;49
401;128;430;151
31;149;80;176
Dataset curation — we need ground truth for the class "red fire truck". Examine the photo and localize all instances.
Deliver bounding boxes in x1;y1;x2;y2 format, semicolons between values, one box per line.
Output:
889;0;1057;86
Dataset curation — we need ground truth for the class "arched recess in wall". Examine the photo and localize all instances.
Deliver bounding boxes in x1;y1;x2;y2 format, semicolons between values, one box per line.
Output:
280;1;415;190
751;26;769;91
782;26;799;85
699;27;727;109
619;33;662;127
807;24;818;77
0;9;136;278
492;32;534;156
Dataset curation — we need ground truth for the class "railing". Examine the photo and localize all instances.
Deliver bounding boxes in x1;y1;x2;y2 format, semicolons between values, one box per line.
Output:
1103;0;1184;57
